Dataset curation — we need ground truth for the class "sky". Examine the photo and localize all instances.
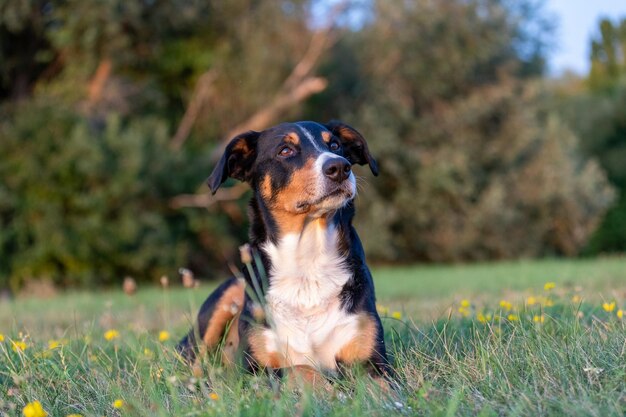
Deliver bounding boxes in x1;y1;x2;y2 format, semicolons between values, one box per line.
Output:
547;0;626;75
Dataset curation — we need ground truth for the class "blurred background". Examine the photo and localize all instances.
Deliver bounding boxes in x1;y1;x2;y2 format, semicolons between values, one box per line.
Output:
1;0;625;293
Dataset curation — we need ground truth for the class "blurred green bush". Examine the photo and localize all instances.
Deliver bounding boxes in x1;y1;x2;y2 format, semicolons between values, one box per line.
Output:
0;98;247;290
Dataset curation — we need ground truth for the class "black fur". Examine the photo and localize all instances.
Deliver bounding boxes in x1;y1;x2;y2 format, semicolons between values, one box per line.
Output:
178;120;392;379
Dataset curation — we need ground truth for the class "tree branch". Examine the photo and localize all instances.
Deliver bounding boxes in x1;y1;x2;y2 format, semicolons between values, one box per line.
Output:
169;182;250;209
87;58;112;104
170;70;218;150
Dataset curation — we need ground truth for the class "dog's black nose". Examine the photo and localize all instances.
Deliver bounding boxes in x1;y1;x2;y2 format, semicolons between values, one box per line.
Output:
323;157;351;182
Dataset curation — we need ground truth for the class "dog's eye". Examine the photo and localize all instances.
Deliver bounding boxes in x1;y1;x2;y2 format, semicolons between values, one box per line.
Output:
329;141;340;151
278;147;295;157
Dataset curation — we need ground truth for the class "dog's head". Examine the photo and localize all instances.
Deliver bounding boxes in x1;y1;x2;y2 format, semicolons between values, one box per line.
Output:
208;121;377;220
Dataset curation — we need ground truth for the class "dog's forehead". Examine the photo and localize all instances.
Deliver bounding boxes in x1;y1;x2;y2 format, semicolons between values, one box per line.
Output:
259;121;332;148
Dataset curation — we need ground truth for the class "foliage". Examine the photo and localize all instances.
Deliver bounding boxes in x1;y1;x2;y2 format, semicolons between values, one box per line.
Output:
0;0;617;287
0;98;247;291
313;0;613;261
555;17;626;254
589;17;626;91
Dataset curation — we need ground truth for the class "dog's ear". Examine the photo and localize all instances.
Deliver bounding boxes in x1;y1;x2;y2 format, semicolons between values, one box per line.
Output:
324;120;379;176
207;130;260;194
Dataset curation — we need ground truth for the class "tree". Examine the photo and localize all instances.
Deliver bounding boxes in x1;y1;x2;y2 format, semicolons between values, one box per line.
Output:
309;0;613;261
556;17;626;254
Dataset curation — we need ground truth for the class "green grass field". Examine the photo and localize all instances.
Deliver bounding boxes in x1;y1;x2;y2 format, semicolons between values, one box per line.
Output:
1;257;625;416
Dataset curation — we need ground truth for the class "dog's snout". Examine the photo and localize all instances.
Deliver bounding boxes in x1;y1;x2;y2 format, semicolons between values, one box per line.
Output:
323;157;351;183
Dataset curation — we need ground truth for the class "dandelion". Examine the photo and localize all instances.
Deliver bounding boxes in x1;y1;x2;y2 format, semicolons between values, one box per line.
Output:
544;282;556;291
526;296;536;306
158;331;170;342
617;310;623;319
476;313;487;323
47;340;61;350
602;302;616;312
571;295;582;303
376;304;388;315
460;299;470;308
104;329;120;341
12;340;27;352
544;298;554;307
499;300;512;311
209;392;219;401
533;314;545;323
112;399;124;409
391;311;402;320
0;333;4;342
22;400;47;417
507;314;519;321
144;348;154;358
458;306;470;317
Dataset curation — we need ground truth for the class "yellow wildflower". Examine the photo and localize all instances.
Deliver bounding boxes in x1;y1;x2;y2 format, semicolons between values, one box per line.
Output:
526;296;536;306
457;306;469;317
144;348;154;358
104;330;120;341
112;399;124;409
499;300;512;311
476;313;487;323
376;304;388;315
602;302;616;312
22;400;47;417
0;333;4;342
209;392;219;401
48;340;61;350
533;315;545;323
544;282;556;291
507;314;519;321
391;311;402;320
158;331;170;342
12;340;27;352
617;310;623;319
544;298;554;307
571;295;582;303
460;299;470;308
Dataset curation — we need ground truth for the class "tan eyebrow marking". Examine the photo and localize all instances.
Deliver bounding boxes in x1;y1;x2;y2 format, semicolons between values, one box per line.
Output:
284;132;300;145
321;131;332;142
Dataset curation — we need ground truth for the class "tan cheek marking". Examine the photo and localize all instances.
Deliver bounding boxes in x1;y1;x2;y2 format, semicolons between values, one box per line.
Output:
270;158;317;234
260;174;272;200
335;314;377;364
248;328;284;369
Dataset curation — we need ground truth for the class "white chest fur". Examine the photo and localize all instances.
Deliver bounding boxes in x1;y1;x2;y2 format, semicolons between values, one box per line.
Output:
261;221;360;369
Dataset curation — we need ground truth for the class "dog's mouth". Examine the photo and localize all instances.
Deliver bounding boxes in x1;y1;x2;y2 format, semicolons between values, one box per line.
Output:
295;188;353;213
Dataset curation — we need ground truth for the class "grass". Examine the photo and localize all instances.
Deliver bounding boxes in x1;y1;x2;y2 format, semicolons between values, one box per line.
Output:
0;256;625;416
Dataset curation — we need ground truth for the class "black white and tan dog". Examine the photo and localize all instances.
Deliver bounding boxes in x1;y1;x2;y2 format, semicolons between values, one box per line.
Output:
177;120;391;385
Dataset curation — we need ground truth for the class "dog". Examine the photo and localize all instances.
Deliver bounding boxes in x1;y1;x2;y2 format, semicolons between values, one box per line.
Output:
177;120;392;386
